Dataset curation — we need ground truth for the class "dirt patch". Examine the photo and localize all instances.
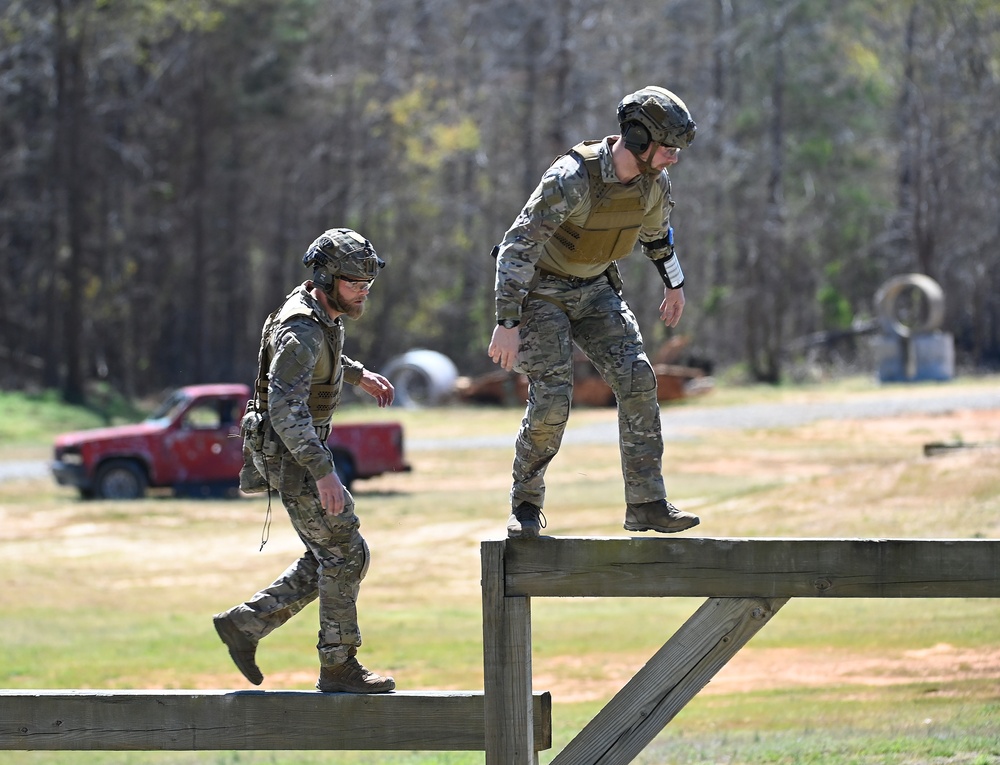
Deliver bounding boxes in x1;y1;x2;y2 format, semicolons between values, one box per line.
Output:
680;408;1000;481
533;643;1000;703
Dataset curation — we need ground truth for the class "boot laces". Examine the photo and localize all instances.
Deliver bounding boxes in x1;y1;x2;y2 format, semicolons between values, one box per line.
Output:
342;657;376;681
514;503;546;528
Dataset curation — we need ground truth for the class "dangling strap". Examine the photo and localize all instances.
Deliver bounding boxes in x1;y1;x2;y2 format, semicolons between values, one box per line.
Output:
253;311;281;411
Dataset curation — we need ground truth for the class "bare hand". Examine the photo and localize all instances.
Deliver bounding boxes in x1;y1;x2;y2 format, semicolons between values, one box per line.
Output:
316;470;346;515
359;370;394;407
488;324;521;372
659;286;685;328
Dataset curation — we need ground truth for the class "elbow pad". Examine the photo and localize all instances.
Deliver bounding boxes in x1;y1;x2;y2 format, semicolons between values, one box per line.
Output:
644;226;685;289
654;253;685;289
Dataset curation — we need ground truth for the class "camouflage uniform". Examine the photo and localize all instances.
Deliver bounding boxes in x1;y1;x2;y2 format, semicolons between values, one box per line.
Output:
221;284;370;668
495;136;677;509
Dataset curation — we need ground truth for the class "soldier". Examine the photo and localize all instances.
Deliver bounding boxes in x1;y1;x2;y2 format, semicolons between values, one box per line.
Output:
488;86;702;539
214;228;396;693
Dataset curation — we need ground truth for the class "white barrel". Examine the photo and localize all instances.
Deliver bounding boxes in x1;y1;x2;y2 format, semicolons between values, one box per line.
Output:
381;350;459;408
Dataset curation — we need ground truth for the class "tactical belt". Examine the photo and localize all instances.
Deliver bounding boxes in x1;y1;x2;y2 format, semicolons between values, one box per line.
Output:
315;424;331;442
529;267;611;314
537;266;602;285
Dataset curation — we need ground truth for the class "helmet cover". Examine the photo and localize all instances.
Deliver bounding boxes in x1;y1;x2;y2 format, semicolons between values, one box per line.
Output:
302;228;384;292
617;86;697;150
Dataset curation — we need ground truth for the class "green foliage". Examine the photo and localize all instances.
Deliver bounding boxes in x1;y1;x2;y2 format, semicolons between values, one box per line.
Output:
817;284;853;330
702;285;731;318
94;0;236;34
793;136;834;167
0;387;144;445
3;0;1000;398
388;83;482;172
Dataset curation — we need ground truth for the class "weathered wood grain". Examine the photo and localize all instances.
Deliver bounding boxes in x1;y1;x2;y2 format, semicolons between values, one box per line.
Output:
0;689;552;751
504;537;1000;598
482;540;543;765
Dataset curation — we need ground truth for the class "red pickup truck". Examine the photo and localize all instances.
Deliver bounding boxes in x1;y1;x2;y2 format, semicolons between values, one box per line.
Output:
51;383;410;499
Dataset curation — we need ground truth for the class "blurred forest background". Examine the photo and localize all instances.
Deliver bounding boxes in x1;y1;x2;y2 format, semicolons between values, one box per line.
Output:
1;0;999;404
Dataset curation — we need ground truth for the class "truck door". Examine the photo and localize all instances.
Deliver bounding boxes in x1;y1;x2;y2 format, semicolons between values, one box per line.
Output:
168;396;243;483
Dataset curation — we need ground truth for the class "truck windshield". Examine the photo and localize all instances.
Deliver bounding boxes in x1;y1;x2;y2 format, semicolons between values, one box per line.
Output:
145;390;191;423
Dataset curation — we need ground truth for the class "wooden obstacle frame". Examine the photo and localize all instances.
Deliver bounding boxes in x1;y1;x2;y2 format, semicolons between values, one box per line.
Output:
481;537;1000;764
2;537;999;763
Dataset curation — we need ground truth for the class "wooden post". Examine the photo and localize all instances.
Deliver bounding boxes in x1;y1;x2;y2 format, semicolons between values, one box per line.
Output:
482;540;538;764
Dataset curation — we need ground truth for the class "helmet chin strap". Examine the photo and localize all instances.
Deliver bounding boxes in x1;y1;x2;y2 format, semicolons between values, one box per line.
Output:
308;274;348;314
633;141;663;176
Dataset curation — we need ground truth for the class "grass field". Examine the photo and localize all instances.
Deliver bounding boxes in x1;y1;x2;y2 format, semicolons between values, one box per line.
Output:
1;377;999;764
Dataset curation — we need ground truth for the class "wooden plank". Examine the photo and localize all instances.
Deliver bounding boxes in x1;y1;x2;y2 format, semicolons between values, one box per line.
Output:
504;538;1000;598
482;540;543;765
0;689;551;751
551;597;787;765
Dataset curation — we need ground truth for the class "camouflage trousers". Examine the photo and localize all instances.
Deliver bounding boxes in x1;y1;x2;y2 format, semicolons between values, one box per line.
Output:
511;274;666;508
223;484;370;668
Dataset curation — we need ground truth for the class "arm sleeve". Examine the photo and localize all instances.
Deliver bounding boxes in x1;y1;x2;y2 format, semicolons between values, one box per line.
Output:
639;171;675;259
639;171;685;288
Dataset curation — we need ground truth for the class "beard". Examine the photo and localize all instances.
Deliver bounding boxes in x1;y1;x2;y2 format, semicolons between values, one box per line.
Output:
343;301;366;320
326;284;367;319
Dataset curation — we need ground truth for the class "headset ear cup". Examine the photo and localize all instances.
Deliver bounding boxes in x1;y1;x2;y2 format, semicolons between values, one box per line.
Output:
313;266;333;292
623;122;650;153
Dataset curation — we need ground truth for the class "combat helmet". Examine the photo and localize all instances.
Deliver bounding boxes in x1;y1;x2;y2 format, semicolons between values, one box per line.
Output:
617;86;697;153
302;228;384;295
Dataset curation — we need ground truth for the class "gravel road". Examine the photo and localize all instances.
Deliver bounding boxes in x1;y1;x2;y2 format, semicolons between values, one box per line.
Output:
409;386;1000;450
4;386;998;482
0;460;51;482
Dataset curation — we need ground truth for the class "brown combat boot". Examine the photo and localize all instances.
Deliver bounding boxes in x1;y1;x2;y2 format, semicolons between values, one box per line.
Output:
213;612;263;686
316;656;395;694
506;501;546;539
624;499;700;534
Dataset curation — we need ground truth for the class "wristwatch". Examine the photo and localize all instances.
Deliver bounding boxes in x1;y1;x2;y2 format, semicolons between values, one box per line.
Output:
498;318;520;329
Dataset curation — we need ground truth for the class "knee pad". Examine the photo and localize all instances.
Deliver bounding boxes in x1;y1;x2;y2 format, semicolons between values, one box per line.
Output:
630;359;657;394
541;393;571;427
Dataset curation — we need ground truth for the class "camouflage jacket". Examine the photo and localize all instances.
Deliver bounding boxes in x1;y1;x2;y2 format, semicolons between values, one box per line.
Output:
263;284;365;482
494;135;676;323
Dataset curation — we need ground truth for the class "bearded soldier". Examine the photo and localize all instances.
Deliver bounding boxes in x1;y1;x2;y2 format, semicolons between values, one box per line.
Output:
214;228;396;693
488;86;702;539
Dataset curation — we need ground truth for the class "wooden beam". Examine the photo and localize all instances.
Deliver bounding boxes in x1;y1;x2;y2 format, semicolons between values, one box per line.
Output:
551;597;787;765
504;537;1000;598
0;689;552;752
482;540;541;765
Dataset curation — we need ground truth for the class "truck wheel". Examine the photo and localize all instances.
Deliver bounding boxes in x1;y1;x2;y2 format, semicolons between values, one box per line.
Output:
95;460;147;500
332;451;356;492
